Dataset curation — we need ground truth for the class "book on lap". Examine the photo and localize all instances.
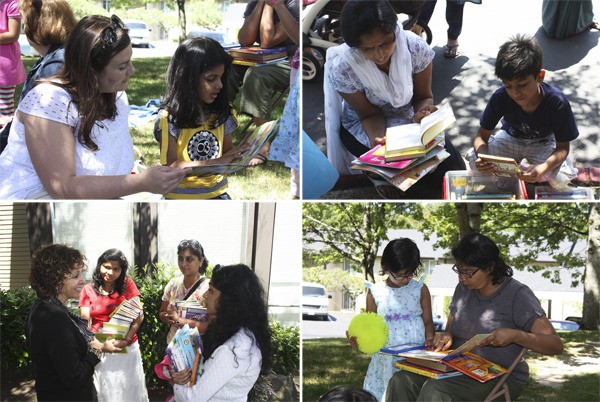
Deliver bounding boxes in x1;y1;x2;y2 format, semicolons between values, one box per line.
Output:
380;334;508;382
228;46;287;63
384;102;455;159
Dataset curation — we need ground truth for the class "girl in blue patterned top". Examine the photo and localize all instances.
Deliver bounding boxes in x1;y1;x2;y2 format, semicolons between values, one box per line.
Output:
357;238;435;401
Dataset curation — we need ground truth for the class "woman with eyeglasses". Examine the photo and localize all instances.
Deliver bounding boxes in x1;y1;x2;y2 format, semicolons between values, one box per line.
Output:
324;0;465;199
386;232;564;402
0;14;188;199
160;239;212;343
347;238;435;401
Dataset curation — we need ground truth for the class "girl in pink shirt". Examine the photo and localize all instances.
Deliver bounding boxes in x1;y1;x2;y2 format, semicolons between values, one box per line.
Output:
0;0;26;118
79;249;149;402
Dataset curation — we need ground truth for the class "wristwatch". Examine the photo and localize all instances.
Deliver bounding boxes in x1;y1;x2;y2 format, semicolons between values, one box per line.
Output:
176;319;181;328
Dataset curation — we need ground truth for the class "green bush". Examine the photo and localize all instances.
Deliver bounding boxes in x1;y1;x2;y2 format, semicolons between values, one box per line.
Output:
270;319;300;375
130;262;176;389
0;287;37;372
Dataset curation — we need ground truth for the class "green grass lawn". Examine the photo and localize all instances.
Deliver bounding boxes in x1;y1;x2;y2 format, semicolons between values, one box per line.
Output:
302;330;600;401
18;56;292;200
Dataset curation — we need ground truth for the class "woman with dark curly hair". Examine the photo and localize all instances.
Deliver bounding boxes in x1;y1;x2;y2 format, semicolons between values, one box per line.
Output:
168;264;272;401
386;232;564;401
79;248;148;401
27;244;119;401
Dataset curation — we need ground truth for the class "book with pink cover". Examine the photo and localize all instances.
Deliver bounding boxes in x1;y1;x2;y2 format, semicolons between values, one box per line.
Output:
355;144;415;170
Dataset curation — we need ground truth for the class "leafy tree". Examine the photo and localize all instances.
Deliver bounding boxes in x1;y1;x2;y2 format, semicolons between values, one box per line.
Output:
421;202;597;329
303;203;424;282
68;0;108;19
583;203;600;330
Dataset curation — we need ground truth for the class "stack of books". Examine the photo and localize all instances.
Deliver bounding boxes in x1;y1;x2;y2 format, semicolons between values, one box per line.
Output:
228;46;288;66
166;324;204;386
350;103;456;192
176;300;209;323
380;334;509;382
95;298;144;352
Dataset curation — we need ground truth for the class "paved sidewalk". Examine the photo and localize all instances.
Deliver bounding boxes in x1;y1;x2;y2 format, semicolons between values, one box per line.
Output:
302;0;600;198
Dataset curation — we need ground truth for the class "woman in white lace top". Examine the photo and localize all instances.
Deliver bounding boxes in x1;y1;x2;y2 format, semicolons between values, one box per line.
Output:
0;15;187;199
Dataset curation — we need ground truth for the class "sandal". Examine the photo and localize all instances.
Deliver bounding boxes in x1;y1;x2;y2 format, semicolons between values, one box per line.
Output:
248;152;268;167
443;44;460;59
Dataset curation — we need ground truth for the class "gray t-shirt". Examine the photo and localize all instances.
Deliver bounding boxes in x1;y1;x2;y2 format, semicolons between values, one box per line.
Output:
449;277;546;384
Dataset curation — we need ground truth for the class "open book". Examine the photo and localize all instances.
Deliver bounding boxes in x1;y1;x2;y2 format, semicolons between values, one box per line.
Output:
380;334;508;382
187;119;279;177
384;102;455;160
477;153;522;177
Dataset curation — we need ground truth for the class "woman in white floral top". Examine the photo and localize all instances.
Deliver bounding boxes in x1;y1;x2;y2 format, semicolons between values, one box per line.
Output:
159;239;211;343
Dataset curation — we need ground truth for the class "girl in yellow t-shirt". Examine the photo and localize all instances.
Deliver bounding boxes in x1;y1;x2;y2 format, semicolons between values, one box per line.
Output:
155;37;248;199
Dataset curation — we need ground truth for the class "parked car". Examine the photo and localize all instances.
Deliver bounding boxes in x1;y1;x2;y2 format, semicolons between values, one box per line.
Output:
302;282;331;320
187;29;237;47
550;319;580;331
123;20;151;48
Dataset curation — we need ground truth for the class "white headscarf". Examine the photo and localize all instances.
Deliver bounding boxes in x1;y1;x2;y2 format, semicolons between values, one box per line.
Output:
324;22;414;174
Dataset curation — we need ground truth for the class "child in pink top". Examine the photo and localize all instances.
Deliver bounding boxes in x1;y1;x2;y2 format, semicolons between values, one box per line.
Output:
0;0;26;119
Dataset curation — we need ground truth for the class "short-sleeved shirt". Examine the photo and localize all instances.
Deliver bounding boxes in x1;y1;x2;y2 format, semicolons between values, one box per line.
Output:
0;0;26;86
162;275;210;342
0;83;134;199
243;0;299;56
328;32;434;146
79;277;142;342
449;277;546;384
480;82;579;142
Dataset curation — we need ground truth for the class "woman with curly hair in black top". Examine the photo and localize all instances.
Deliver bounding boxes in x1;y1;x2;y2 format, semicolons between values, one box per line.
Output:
169;263;272;402
27;244;120;401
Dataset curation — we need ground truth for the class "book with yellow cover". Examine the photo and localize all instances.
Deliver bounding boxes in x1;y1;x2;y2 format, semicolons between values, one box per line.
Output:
395;361;463;379
477;153;522;177
384;102;455;158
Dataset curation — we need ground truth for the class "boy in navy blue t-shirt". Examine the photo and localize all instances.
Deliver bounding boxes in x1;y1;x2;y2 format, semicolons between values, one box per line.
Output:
466;34;578;187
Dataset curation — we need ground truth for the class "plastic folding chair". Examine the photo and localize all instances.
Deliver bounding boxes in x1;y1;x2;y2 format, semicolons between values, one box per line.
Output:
483;347;527;402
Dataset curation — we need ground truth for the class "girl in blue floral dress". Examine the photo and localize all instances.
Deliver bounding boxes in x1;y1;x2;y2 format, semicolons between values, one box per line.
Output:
361;238;435;401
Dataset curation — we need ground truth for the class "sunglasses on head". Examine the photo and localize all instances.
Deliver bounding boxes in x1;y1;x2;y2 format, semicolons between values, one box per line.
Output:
100;15;125;47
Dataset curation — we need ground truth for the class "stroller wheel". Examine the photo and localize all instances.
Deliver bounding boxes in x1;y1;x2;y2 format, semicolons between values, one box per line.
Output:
302;47;325;82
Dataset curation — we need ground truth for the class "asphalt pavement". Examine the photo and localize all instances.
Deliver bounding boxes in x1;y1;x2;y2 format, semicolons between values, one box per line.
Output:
302;0;600;198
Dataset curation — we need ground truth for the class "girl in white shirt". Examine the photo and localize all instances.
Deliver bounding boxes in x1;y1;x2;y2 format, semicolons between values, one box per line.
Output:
169;264;272;402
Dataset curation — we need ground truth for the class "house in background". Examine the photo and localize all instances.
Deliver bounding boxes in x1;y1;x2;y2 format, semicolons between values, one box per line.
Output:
311;229;584;321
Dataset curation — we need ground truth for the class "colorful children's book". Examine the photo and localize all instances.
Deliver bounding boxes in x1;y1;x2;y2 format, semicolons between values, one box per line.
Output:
228;46;287;62
381;334;508;382
395;361;463;379
353;144;416;170
166;324;204;386
384;102;455;158
94;332;128;353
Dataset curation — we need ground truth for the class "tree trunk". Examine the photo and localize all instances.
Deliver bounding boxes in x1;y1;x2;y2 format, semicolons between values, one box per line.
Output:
133;203;158;277
26;203;52;254
455;203;483;238
177;0;187;44
583;203;600;330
